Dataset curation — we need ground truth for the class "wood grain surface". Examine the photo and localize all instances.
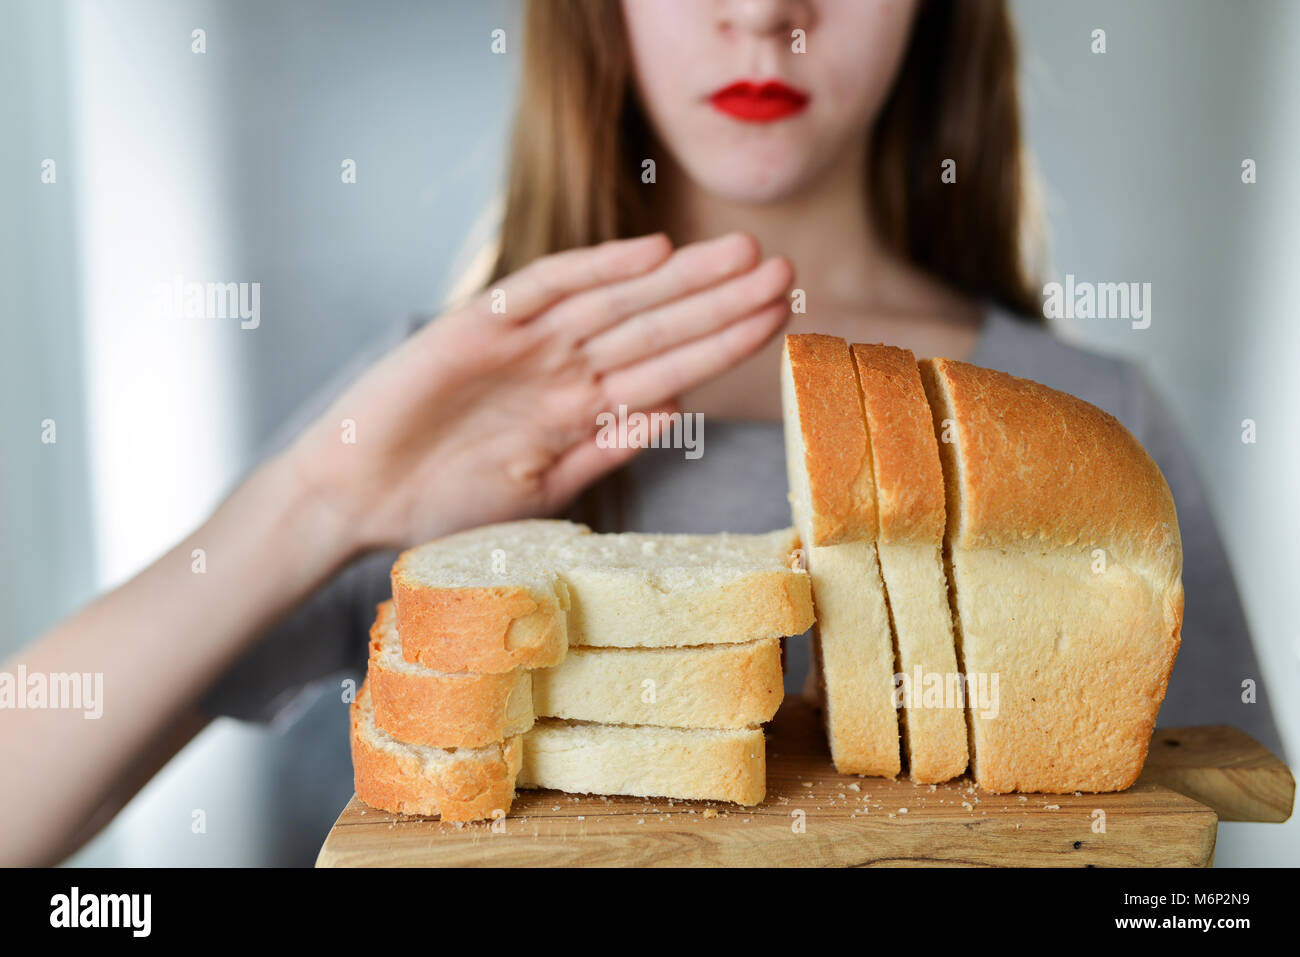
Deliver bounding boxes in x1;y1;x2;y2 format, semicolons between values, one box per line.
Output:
1141;725;1294;822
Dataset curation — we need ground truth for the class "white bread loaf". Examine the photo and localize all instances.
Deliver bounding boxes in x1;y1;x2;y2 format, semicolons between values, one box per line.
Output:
851;343;968;784
390;520;813;672
367;600;784;746
780;334;900;777
919;357;1183;793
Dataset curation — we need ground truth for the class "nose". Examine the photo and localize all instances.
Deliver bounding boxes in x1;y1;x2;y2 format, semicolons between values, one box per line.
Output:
719;0;814;37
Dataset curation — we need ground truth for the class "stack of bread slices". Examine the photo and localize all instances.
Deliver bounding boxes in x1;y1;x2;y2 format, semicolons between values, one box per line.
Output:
782;334;1184;793
351;522;814;821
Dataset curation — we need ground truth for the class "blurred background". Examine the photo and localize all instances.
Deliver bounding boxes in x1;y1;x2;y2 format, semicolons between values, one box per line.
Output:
1;0;1296;865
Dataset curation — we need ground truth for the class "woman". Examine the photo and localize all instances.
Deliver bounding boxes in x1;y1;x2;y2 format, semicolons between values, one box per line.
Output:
481;0;1275;753
1;0;1275;865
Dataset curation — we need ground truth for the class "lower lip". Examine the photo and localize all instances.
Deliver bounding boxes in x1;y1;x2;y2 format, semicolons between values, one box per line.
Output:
710;85;809;122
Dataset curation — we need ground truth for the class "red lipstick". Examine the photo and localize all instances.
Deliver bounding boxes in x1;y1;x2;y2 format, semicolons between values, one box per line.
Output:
710;80;810;122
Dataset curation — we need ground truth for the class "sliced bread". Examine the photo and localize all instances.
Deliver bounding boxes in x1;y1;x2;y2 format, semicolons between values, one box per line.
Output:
852;343;968;784
557;528;812;648
780;333;901;777
368;600;785;741
353;683;765;815
532;640;783;729
920;357;1183;792
518;720;766;805
389;520;579;674
350;682;523;821
367;601;535;748
391;521;813;669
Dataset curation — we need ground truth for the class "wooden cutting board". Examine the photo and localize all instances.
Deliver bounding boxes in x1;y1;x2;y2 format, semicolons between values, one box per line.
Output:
316;699;1293;867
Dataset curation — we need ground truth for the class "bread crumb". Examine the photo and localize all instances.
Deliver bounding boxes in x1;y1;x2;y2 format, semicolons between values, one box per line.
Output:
801;781;813;788
1044;804;1061;811
703;808;718;819
898;807;908;814
1017;795;1028;802
848;783;860;792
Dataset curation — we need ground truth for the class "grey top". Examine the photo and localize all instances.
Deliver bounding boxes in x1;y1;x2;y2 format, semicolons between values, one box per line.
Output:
203;308;1281;861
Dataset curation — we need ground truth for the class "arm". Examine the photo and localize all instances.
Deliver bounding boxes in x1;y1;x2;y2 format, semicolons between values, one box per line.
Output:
0;232;794;865
0;456;350;866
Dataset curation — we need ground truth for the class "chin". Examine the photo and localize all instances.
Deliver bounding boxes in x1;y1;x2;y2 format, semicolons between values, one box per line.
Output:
677;149;825;205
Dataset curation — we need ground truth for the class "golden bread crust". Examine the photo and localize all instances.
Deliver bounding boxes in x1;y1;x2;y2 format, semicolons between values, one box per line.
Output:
350;684;522;821
367;601;533;747
783;334;879;546
851;343;946;545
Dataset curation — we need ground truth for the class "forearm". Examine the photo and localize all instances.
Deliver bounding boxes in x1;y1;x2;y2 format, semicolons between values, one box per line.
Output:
0;451;357;865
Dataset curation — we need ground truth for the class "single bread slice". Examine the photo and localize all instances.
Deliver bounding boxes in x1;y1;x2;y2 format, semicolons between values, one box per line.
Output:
368;601;534;748
351;682;522;821
557;528;812;648
852;343;968;784
518;720;766;805
781;334;900;777
920;358;1183;793
390;520;580;674
532;639;783;729
369;600;784;737
391;521;813;670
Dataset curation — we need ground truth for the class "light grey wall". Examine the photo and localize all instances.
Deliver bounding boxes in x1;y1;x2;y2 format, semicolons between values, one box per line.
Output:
0;0;95;648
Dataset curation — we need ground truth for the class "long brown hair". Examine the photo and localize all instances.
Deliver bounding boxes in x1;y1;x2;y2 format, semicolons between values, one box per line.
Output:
489;0;1043;319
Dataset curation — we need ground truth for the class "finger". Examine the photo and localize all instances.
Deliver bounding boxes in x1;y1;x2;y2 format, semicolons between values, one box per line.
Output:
482;233;672;322
542;401;680;508
538;232;760;340
581;255;792;372
600;300;790;410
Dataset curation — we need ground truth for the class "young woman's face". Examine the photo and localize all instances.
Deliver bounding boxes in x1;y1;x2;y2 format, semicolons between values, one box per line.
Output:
622;0;918;203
